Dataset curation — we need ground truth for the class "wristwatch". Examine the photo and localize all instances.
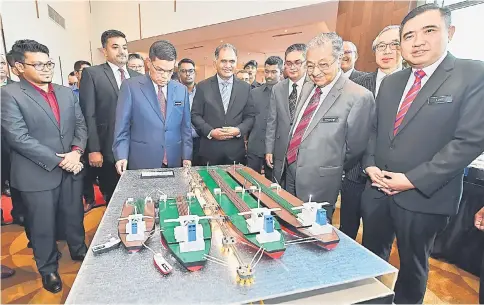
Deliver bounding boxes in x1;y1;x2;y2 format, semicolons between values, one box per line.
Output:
74;148;84;155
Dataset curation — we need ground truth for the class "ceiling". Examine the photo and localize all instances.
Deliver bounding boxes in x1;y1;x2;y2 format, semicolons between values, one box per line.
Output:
127;1;339;68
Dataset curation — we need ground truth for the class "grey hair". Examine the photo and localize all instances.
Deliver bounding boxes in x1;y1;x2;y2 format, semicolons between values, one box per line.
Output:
343;41;358;55
372;25;400;51
214;43;237;60
285;43;307;59
307;33;344;59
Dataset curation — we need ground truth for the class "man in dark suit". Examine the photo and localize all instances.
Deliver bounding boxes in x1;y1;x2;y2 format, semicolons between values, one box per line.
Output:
79;30;141;206
113;40;192;172
362;5;484;303
2;40;88;293
247;56;283;179
191;43;256;166
340;25;403;240
341;41;366;81
1;54;14;198
244;60;261;89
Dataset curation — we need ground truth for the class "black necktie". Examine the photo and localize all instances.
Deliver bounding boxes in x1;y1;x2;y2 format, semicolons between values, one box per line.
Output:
289;83;298;121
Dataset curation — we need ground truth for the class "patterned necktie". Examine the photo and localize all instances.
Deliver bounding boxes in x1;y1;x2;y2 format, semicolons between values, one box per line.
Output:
158;85;167;119
288;83;298;121
221;81;230;113
286;87;322;165
119;68;126;84
393;69;426;136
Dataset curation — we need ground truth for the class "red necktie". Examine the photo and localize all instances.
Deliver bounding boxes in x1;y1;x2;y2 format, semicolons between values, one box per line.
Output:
158;86;168;165
119;68;126;82
393;70;426;136
286;87;322;165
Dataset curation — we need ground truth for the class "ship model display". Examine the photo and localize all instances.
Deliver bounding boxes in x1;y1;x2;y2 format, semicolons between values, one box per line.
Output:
227;166;340;250
198;167;286;259
118;197;156;253
158;194;213;272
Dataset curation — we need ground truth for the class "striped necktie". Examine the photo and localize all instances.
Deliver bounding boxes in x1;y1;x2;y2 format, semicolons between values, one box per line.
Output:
393;70;426;136
221;81;230;113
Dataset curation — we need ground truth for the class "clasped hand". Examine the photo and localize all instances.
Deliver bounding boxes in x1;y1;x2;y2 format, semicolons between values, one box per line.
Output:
365;166;414;196
211;127;240;140
57;151;83;175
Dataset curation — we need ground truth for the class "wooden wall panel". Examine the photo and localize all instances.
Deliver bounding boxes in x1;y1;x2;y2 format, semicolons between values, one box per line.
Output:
335;0;416;72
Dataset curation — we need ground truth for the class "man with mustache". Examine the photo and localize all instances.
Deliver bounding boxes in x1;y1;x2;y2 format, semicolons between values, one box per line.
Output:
247;56;283;179
341;41;366;81
191;43;256;166
340;25;403;240
361;4;484;303
79;30;141;206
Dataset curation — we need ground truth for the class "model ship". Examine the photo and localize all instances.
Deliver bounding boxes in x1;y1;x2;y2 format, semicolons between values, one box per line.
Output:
158;194;213;272
228;166;340;250
198;167;286;259
118;197;156;253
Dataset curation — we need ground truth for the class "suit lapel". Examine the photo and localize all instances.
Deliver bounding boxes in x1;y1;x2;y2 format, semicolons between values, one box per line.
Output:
210;76;226;114
103;63;119;94
370;72;377;96
302;76;345;142
388;69;412;141
166;81;175;123
20;80;59;130
393;54;455;139
140;75;164;123
281;79;291;122
53;85;69;133
127;68;138;78
293;81;315;126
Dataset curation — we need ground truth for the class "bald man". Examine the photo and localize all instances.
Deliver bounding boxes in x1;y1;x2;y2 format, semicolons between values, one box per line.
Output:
341;41;366;80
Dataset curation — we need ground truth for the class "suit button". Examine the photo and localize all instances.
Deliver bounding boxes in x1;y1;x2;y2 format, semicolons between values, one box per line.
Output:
390;145;394;149
61;135;64;139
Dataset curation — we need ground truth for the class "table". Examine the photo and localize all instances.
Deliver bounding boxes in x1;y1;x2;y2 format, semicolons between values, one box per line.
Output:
66;167;397;304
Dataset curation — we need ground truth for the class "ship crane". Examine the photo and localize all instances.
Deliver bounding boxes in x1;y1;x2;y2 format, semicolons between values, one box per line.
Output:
291;196;332;235
238;207;281;243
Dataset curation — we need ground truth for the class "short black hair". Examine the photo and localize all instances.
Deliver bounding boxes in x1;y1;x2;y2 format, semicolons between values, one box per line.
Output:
171;71;179;81
265;56;283;71
69;71;76;77
236;70;249;76
400;4;452;37
74;60;91;71
178;58;195;69
244;60;258;69
7;39;49;64
5;53;15;67
101;30;126;48
149;40;177;61
285;43;307;59
214;43;237;59
128;53;143;61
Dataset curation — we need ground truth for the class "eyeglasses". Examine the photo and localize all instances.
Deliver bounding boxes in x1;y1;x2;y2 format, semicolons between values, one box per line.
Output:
284;60;305;69
22;61;55;71
179;69;195;75
150;60;173;75
374;41;400;52
306;57;337;74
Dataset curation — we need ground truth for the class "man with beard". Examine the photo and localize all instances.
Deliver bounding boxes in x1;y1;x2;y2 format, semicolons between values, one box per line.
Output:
247;56;283;179
79;30;141;206
1;39;87;293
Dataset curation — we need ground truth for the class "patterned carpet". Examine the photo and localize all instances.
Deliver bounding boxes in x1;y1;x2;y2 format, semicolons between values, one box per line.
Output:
0;202;480;304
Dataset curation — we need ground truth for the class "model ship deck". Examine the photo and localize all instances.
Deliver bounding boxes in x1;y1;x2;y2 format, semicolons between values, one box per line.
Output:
158;195;212;272
198;167;286;258
228;166;340;250
118;198;155;253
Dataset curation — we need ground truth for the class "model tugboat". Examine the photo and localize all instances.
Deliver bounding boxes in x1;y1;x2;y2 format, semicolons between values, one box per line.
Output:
118;197;156;253
228;166;340;250
158;193;213;272
198;167;286;259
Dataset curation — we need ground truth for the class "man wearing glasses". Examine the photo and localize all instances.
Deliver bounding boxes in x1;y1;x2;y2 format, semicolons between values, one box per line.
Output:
341;41;366;81
279;33;374;222
178;58;200;165
2;39;87;293
265;44;307;179
340;25;403;240
113;40;192;173
127;53;145;74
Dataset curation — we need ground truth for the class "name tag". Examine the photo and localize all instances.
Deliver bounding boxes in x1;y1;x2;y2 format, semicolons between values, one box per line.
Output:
174;101;183;106
428;95;452;104
321;116;339;123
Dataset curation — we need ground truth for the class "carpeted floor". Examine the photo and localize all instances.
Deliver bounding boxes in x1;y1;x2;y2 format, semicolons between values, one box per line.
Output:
1;196;480;304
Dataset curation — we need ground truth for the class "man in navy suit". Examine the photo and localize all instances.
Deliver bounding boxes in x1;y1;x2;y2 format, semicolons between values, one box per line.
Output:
113;40;192;172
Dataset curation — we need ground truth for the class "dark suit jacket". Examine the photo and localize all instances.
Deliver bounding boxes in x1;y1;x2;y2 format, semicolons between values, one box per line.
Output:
79;63;141;162
247;84;272;157
363;53;484;216
251;80;261;89
1;79;87;192
344;71;378;183
349;69;366;81
6;78;14;85
191;74;256;162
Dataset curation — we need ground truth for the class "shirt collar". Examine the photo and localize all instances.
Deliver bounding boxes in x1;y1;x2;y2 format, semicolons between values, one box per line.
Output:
412;51;448;78
289;74;306;88
107;61;128;75
217;74;233;85
343;68;354;77
28;81;54;94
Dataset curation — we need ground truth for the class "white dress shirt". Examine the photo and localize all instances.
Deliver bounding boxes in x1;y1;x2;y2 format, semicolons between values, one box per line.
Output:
375;68;401;97
398;51;448;110
293;71;342;135
343;68;354;79
107;61;130;88
288;74;306;102
152;80;167;101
